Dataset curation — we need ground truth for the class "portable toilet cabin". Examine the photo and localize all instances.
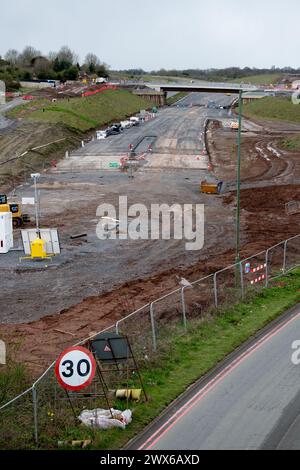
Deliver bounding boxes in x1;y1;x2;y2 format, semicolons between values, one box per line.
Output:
0;212;13;253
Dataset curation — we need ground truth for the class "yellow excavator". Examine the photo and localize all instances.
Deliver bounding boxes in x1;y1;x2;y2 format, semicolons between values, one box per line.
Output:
0;195;30;228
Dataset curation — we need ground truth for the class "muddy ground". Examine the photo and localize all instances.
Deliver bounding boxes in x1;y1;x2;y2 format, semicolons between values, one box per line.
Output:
0;109;299;377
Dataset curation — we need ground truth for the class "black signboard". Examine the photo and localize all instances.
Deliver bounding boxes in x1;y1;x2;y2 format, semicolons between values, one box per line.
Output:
90;333;129;363
0;195;7;205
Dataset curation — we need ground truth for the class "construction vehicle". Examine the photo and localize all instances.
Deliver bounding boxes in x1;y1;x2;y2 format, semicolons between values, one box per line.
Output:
200;180;223;194
0;195;30;228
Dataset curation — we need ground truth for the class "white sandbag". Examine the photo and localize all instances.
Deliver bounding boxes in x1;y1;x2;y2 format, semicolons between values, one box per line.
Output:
78;408;132;430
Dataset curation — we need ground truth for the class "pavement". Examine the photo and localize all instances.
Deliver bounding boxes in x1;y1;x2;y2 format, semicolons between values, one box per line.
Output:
130;303;300;450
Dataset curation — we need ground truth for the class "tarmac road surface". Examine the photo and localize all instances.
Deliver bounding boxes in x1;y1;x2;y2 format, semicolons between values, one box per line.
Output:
71;93;236;158
131;303;300;450
0;97;28;131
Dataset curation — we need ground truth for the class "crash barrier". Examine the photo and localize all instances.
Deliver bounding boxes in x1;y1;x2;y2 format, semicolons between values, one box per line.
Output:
143;113;156;122
0;233;299;448
82;84;117;97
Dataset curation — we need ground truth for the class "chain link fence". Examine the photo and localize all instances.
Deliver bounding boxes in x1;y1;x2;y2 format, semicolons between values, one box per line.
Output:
0;233;299;448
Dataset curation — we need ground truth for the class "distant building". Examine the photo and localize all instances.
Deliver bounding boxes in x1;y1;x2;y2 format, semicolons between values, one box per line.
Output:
78;71;89;83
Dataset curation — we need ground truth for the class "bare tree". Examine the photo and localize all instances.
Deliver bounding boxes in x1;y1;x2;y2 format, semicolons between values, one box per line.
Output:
85;53;100;67
48;51;57;63
84;53;101;73
57;46;77;65
19;46;41;66
5;49;19;66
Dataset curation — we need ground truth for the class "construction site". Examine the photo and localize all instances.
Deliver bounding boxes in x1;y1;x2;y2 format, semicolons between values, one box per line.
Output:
0;81;299;374
3;0;300;453
0;75;300;452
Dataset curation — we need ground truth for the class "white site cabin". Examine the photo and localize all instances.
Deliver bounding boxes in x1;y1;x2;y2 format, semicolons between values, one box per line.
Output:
0;212;13;254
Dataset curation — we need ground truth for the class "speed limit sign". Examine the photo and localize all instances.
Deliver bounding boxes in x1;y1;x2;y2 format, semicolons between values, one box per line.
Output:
55;346;96;391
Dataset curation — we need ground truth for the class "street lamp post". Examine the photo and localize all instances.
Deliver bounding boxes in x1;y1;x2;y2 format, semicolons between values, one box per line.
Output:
235;89;243;265
31;173;41;235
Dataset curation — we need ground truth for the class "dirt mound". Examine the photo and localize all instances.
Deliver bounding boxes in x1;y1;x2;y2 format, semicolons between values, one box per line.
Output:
241;185;300;212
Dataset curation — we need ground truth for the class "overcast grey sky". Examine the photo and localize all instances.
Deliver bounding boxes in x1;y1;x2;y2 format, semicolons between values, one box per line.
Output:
0;0;299;70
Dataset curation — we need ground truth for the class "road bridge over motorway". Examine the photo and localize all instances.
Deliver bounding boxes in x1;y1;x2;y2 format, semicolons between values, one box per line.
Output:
139;82;259;105
155;83;257;94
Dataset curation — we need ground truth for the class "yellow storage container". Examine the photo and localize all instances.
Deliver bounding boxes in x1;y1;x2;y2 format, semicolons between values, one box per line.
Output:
30;238;47;259
200;180;223;194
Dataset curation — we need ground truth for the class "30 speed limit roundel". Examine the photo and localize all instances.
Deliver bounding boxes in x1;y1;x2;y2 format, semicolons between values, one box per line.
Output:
55;346;96;391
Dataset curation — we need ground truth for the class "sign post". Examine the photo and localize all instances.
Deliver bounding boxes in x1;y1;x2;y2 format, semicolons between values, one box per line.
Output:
55;346;96;391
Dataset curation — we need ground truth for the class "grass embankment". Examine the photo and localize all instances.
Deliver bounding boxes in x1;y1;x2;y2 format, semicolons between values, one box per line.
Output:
166;92;189;105
232;73;283;85
99;270;300;450
1;269;300;449
0;122;84;191
8;89;150;132
281;134;300;151
242;96;300;124
1;90;150;189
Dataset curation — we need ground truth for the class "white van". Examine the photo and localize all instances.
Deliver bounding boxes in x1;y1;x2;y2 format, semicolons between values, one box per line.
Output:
129;117;140;126
96;130;107;140
96;77;107;84
120;120;132;129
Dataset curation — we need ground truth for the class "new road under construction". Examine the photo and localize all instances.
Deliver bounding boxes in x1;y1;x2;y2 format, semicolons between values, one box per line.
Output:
0;84;299;373
0;74;300;453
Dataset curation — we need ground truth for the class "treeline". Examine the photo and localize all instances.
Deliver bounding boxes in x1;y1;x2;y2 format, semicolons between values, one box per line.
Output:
0;46;110;90
118;67;300;81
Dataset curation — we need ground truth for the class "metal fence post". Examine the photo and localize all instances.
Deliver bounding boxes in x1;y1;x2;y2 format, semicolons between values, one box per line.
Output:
181;287;187;330
239;262;244;299
149;303;157;352
213;272;218;308
283;240;288;274
265;250;269;288
32;386;39;446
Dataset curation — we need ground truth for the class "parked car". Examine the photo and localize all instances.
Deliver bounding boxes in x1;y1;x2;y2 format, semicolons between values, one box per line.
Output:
112;123;122;130
120;120;132;129
96;77;107;84
106;128;119;136
96;130;107;140
129;117;140;126
110;124;122;133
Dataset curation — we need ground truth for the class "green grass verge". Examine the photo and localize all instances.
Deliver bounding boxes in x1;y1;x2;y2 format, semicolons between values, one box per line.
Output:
37;269;300;449
7;90;150;132
94;269;300;450
280;134;300;150
1;269;299;449
242;96;300;123
166;92;189;106
232;73;283;85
